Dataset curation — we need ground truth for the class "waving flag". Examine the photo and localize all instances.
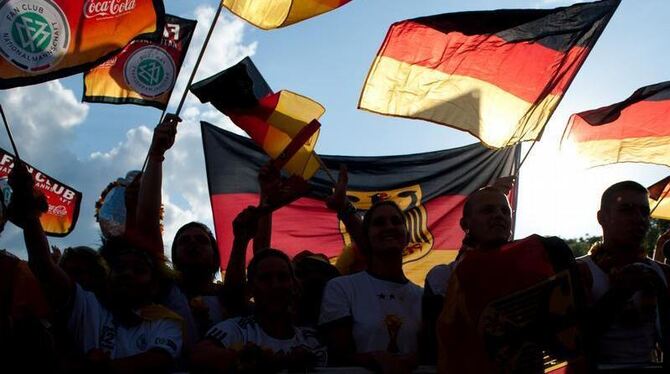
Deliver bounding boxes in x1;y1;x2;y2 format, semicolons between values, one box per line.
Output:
648;176;670;221
83;14;196;110
192;58;324;180
562;81;670;168
0;148;81;236
0;0;165;89
359;0;619;148
222;0;351;29
201;122;519;284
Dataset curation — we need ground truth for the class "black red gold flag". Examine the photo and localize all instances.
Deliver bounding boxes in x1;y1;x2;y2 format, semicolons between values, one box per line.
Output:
0;0;165;89
359;0;619;148
222;0;351;30
0;148;81;236
83;14;196;110
201;121;519;284
562;81;670;168
192;58;324;180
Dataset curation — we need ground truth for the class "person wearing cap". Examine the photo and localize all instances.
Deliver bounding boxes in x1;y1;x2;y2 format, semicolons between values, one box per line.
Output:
577;181;670;369
9;162;184;373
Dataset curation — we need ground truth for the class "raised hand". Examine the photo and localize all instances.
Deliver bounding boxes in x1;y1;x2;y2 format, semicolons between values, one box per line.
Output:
233;206;260;243
326;164;349;212
149;113;181;159
7;161;47;224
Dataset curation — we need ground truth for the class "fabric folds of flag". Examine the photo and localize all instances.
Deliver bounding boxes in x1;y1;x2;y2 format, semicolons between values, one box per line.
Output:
0;148;81;236
0;0;165;89
222;0;351;29
201;122;519;284
191;58;324;180
562;81;670;168
359;0;620;148
648;176;670;221
83;14;197;110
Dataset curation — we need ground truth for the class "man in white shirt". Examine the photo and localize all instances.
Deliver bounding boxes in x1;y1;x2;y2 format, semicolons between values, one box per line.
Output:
577;181;670;369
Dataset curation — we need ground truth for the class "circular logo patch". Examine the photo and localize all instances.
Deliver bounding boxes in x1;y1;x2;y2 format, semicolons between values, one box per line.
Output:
0;0;70;72
124;46;176;98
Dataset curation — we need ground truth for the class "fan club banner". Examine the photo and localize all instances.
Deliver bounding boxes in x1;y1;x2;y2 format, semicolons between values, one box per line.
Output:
0;149;81;236
83;14;196;109
201;121;519;282
0;0;165;89
358;0;619;148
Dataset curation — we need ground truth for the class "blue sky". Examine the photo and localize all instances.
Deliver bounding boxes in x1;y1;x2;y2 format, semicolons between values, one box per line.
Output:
1;0;669;259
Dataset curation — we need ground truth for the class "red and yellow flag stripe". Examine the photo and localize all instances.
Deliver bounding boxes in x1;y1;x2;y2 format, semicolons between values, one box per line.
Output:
222;0;351;29
562;81;670;167
359;1;619;148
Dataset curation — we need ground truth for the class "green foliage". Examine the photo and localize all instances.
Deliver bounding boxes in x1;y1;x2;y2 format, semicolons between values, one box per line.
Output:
561;219;670;258
562;235;600;258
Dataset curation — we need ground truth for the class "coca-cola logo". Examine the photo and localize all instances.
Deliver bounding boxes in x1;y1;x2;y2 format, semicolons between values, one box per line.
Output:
48;205;68;217
84;0;137;19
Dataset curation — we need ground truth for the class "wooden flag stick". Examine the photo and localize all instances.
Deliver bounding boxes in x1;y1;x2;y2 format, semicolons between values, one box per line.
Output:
174;3;223;117
0;104;20;160
141;108;169;172
650;185;670;216
314;154;338;185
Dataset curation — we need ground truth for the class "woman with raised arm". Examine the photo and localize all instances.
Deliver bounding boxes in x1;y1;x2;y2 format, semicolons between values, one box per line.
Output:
319;166;422;373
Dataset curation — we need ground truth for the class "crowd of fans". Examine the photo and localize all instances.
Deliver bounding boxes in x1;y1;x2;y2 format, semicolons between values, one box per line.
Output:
2;114;670;373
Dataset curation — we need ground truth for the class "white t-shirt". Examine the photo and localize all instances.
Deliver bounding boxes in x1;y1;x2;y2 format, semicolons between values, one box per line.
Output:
319;271;423;355
425;262;457;297
206;316;328;366
67;284;183;359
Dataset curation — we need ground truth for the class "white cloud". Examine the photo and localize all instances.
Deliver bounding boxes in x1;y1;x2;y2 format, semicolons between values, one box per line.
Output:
0;4;256;259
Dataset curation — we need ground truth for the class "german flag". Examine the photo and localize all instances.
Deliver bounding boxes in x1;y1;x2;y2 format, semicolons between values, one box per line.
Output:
222;0;351;30
562;81;670;168
192;58;324;180
82;14;196;110
648;175;670;221
359;0;619;148
0;0;165;89
201;122;519;284
0;147;81;237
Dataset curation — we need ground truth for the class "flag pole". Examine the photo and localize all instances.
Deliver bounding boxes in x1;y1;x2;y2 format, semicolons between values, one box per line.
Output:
314;154;338;185
141;108;169;172
0;104;20;160
174;3;223;117
515;139;538;175
650;186;670;216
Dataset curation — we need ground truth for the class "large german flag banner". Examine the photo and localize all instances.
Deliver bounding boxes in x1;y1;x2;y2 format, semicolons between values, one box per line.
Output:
82;14;196;110
192;58;324;180
222;0;351;30
0;148;81;236
562;81;670;168
0;0;164;89
359;0;619;148
649;175;670;221
201;121;519;284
